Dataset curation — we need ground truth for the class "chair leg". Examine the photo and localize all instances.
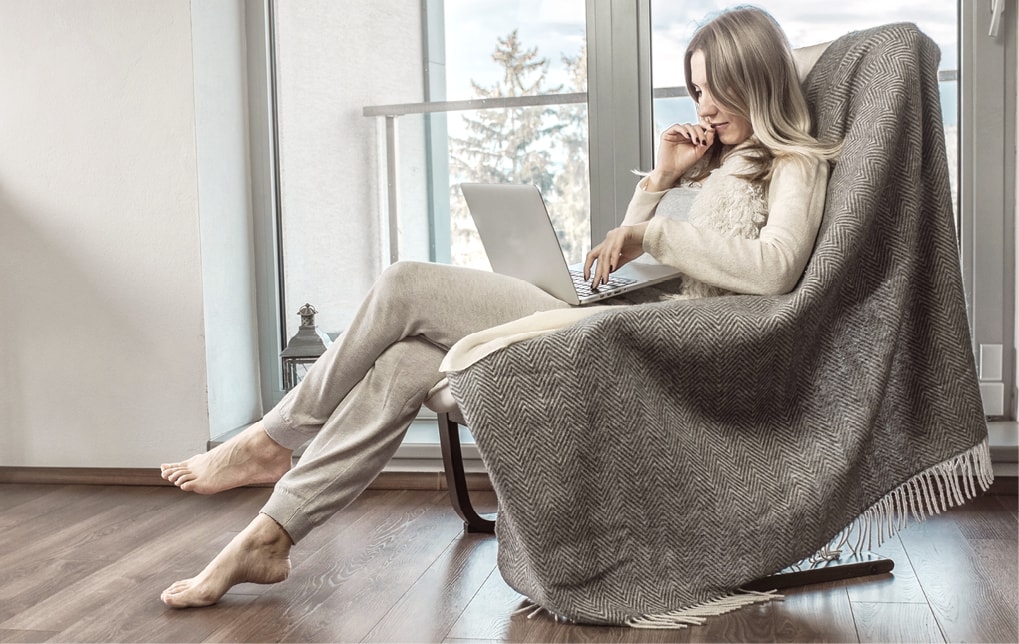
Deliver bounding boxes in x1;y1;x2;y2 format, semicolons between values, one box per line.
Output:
742;552;894;591
437;412;495;534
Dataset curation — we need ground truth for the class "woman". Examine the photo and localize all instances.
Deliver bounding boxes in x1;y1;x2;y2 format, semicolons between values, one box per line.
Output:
159;5;838;608
586;7;838;299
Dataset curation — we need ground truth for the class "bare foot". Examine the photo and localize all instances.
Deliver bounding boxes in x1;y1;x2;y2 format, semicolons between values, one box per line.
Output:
161;421;292;494
161;513;293;608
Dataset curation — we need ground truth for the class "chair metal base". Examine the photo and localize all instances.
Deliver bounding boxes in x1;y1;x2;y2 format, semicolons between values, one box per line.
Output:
744;551;894;591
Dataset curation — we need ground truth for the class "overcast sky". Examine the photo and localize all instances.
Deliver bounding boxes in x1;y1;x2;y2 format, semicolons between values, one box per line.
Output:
442;0;958;99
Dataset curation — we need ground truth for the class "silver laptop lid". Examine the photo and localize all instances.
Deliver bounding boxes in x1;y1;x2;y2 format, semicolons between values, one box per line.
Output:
460;183;581;305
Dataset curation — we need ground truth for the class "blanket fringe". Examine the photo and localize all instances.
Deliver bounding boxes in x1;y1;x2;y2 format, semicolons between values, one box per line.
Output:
513;590;782;629
823;438;993;559
624;589;782;629
622;440;993;630
511;601;573;623
511;440;993;630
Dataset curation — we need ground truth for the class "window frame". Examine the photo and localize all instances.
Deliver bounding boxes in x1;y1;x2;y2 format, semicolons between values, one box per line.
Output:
960;0;1016;420
247;0;286;411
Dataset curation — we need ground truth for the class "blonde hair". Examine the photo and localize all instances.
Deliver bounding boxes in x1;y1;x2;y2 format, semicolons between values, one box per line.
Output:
683;5;840;182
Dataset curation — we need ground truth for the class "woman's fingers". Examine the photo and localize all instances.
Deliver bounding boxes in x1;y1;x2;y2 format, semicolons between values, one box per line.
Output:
585;244;617;287
699;126;716;148
586;223;648;289
588;227;633;289
591;246;615;289
594;260;613;289
583;245;601;281
664;122;712;147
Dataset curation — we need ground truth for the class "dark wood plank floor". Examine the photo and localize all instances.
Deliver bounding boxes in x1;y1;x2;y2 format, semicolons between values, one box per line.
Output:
0;483;1015;643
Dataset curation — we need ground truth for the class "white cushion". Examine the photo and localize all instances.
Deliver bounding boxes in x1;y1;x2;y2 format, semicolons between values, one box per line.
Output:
792;41;833;82
425;377;457;412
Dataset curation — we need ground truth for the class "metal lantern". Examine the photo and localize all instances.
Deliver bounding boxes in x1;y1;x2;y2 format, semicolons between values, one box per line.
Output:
281;303;332;390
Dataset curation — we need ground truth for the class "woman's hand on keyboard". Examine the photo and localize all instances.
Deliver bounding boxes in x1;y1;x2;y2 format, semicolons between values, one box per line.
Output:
583;222;649;290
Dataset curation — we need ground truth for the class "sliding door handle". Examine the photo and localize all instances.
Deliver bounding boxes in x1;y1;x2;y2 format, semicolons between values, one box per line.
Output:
989;0;1004;37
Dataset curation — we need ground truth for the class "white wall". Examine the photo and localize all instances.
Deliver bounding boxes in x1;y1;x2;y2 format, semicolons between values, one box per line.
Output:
0;0;258;467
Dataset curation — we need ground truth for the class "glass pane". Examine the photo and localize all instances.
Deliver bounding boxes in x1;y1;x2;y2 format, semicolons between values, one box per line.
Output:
273;1;589;336
273;2;431;334
650;1;958;209
441;0;589;267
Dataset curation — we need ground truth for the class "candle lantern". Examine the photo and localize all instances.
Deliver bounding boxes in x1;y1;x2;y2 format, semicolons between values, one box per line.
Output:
281;303;332;390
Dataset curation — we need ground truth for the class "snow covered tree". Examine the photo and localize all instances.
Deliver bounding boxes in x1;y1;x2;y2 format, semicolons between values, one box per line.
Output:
447;31;589;267
551;43;590;264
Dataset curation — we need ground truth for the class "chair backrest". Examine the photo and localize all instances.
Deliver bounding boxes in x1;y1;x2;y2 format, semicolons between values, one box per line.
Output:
799;23;953;295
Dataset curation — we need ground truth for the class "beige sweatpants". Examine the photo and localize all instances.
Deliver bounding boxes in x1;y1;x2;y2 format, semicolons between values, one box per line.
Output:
260;261;570;542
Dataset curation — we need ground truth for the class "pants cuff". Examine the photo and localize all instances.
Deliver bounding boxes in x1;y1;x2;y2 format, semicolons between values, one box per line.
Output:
260;486;315;544
263;405;316;451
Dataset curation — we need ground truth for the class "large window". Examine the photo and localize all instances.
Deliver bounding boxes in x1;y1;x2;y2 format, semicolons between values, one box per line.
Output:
258;0;1013;422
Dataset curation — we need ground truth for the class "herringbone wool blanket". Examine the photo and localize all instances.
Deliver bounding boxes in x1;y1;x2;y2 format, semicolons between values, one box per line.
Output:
446;23;992;627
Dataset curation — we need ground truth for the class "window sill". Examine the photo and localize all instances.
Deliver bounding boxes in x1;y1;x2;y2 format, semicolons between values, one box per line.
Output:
214;419;1019;477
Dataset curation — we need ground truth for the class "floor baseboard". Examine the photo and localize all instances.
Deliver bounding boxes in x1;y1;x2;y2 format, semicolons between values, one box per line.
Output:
987;475;1018;495
0;466;1009;497
0;466;493;491
0;467;173;487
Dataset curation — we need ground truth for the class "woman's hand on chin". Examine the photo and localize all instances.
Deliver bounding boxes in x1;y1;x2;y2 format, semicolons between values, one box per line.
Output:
647;123;716;191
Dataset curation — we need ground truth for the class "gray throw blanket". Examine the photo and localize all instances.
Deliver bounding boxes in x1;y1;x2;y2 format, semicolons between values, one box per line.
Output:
446;23;991;626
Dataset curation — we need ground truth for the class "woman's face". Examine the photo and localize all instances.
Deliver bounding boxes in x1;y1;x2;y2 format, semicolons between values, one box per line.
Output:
689;50;754;146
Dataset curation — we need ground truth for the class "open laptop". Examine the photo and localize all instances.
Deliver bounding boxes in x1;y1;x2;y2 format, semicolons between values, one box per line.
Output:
460;183;683;306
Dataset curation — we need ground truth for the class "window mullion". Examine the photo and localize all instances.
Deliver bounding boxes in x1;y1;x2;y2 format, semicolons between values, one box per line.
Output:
249;0;286;411
585;0;653;244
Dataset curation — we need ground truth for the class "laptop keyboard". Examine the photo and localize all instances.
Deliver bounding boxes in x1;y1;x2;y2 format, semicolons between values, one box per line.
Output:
569;269;637;298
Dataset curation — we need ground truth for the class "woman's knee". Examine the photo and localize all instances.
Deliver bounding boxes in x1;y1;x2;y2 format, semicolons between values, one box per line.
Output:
381;260;427;281
377;261;462;302
379;261;436;289
375;261;422;304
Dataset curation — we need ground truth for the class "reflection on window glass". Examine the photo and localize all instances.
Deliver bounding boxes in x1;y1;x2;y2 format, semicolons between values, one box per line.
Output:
650;1;958;208
274;0;428;334
440;0;589;267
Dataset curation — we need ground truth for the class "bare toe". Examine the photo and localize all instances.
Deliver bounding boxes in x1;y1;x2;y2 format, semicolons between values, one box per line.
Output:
160;515;292;609
160;464;182;480
161;579;219;608
160;422;291;495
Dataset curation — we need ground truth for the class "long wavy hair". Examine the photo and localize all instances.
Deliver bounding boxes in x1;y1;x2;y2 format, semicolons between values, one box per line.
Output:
683;5;841;182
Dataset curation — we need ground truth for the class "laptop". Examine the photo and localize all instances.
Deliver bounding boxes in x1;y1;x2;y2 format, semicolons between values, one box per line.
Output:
460;183;683;306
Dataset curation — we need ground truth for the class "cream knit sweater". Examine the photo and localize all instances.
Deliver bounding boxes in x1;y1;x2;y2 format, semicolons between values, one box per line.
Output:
624;146;829;298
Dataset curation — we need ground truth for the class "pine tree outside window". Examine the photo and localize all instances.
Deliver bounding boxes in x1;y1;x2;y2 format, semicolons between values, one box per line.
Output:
435;3;589;268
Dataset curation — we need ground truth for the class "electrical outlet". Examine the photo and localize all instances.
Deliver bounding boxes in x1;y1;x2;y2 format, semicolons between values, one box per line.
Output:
979;344;1004;381
980;382;1005;417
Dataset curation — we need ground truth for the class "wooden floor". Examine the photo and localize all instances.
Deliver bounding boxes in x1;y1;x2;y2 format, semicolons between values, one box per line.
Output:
0;484;1015;643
